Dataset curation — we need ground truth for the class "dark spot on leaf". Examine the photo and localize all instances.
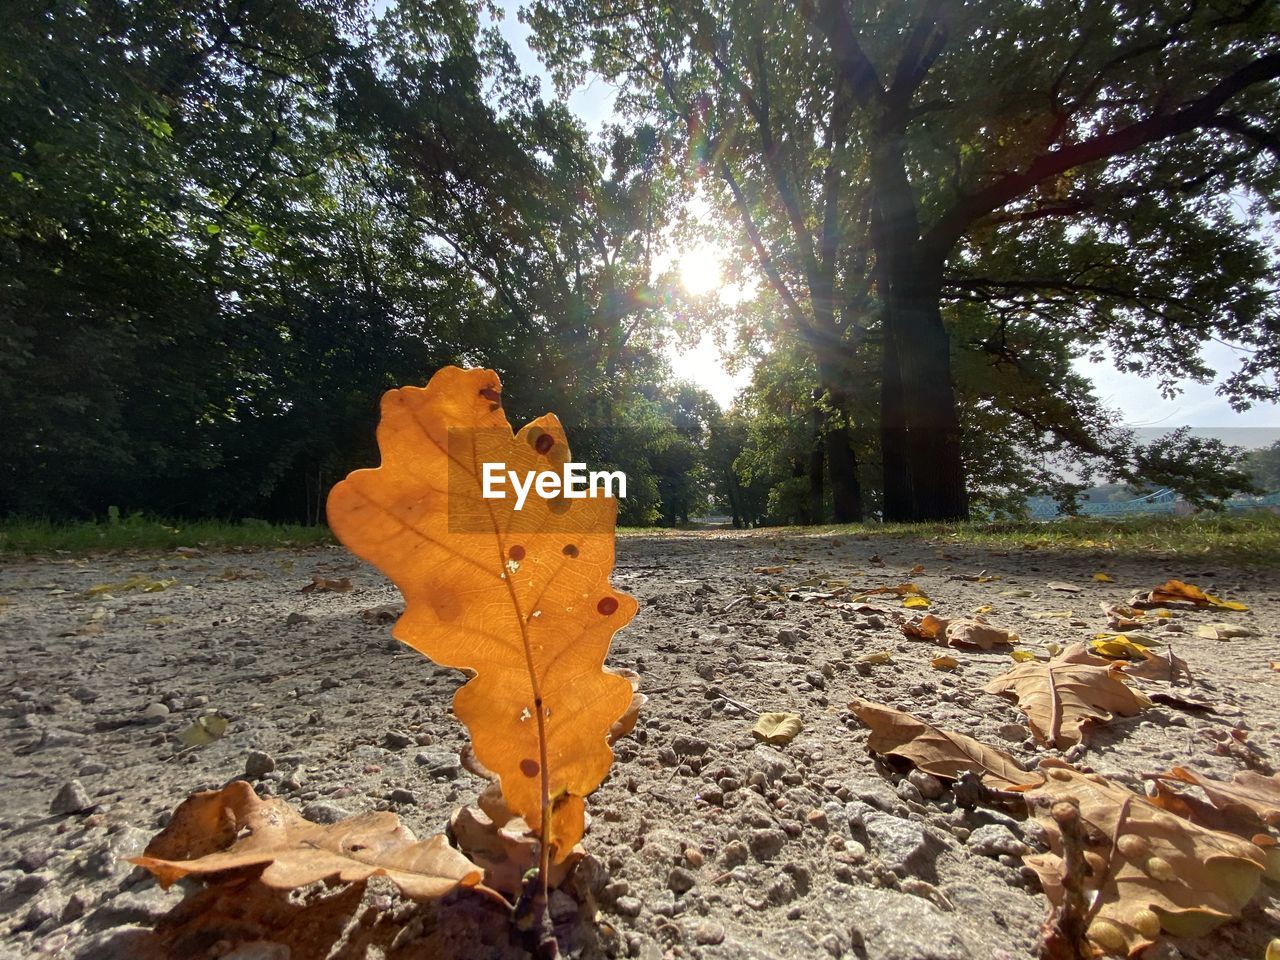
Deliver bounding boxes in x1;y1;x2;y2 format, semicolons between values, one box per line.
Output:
479;387;501;404
520;758;540;778
562;544;579;558
535;433;555;454
597;596;619;616
549;496;570;515
509;545;526;562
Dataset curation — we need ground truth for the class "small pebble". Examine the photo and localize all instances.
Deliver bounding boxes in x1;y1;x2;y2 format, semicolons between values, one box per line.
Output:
142;702;169;720
245;751;276;779
615;895;643;918
387;788;417;805
693;919;725;945
50;780;93;815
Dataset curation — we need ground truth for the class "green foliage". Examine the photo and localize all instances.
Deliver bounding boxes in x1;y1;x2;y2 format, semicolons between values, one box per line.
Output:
0;515;333;555
1238;441;1280;493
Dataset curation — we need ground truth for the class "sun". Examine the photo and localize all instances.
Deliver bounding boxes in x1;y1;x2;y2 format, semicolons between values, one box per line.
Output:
679;243;723;296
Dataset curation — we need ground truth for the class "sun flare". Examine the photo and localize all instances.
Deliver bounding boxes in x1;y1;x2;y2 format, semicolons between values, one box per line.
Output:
679;243;723;296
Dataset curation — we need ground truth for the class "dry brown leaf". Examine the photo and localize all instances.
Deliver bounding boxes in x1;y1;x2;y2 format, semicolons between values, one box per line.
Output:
1119;646;1192;685
1025;759;1266;957
983;643;1151;748
327;367;636;867
359;604;402;624
1101;601;1146;632
301;575;353;594
930;654;959;671
901;613;1017;650
131;781;488;902
450;781;583;898
607;668;647;746
849;698;1043;791
1147;767;1280;830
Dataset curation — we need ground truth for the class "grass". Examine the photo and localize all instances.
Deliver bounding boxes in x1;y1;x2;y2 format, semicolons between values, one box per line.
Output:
0;516;334;556
6;511;1278;566
623;512;1280;566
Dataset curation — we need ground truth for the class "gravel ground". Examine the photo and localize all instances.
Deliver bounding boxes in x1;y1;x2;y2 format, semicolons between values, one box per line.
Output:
1;531;1278;960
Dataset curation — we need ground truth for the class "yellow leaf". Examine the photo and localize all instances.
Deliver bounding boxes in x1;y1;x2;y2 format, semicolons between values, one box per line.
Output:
752;712;803;745
902;595;930;609
909;563;925;575
85;575;177;597
1092;572;1114;582
1009;650;1039;662
176;714;229;748
1267;937;1280;960
858;650;894;665
930;655;959;671
1091;636;1152;661
973;604;994;615
1044;641;1062;657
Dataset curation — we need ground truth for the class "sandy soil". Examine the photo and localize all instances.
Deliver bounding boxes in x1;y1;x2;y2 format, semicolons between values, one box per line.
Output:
1;530;1278;960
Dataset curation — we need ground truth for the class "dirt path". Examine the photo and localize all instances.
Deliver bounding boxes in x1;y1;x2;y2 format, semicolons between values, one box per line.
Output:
1;531;1278;960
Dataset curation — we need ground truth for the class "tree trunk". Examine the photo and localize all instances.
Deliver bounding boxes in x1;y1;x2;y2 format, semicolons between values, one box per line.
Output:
825;420;863;522
884;271;967;521
870;135;968;522
880;331;912;522
808;401;826;524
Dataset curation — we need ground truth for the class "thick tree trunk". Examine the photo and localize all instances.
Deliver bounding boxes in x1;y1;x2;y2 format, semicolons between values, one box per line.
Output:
870;135;968;522
808;402;826;524
825;420;863;522
880;332;912;522
886;281;967;521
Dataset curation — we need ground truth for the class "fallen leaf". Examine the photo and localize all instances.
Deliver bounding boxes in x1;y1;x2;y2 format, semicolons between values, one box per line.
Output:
999;588;1035;598
848;699;1043;791
857;650;894;665
450;781;582;897
85;575;177;597
1268;938;1280;960
1025;759;1266;957
1028;610;1073;620
132;781;486;902
1131;579;1248;612
1147;767;1280;830
902;595;931;609
326;367;635;866
607;668;646;746
908;563;925;575
359;604;402;624
1046;581;1082;593
1092;572;1114;582
1194;622;1258;641
902;614;1017;650
855;582;927;600
930;654;959;671
1101;601;1146;631
1271;662;1280;672
1119;646;1191;684
1090;636;1153;661
752;712;803;745
300;575;352;594
983;644;1151;748
1010;650;1039;663
175;715;229;749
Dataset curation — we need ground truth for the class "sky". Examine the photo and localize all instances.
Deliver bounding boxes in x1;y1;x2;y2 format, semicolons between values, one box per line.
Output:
488;2;1279;447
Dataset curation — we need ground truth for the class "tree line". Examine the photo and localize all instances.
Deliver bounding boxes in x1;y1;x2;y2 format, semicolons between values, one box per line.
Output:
2;0;1276;526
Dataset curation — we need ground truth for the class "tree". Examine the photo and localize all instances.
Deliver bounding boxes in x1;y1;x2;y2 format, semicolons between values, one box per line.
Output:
528;0;1280;520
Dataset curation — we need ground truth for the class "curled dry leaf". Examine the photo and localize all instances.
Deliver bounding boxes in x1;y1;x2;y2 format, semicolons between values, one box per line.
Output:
1194;622;1258;641
131;781;488;902
752;712;803;745
1119;646;1192;685
450;781;583;898
300;575;353;594
854;582;926;600
848;698;1043;791
983;643;1151;748
930;654;959;671
1130;579;1248;612
1101;601;1146;632
326;367;636;866
902;613;1017;650
607;667;647;746
1024;760;1266;957
1146;767;1280;830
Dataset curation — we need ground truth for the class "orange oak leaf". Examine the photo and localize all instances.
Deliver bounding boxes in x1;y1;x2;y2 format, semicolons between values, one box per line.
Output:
326;367;636;868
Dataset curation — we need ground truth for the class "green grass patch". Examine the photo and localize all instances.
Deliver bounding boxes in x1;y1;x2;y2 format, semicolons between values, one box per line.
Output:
0;516;333;556
624;512;1280;566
